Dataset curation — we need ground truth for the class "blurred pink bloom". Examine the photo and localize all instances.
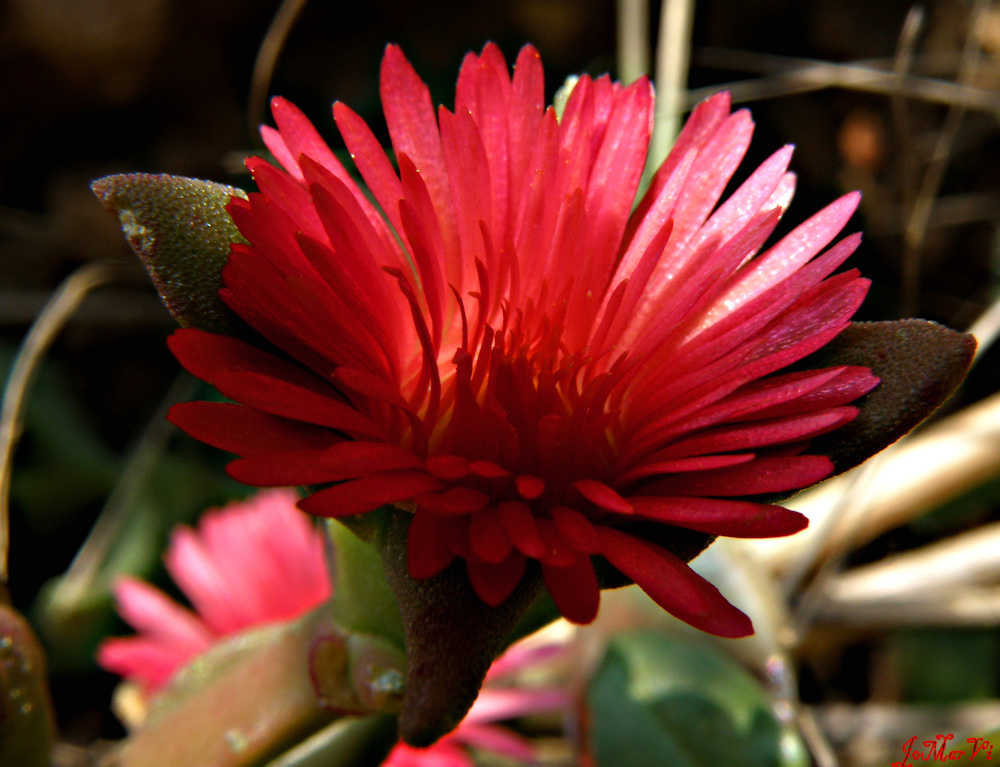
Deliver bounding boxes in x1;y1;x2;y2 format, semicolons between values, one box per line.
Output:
99;487;570;763
97;488;331;692
383;640;570;767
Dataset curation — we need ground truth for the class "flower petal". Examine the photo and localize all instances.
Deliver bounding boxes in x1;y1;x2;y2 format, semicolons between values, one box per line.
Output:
299;471;442;518
629;496;808;537
226;442;423;486
542;557;600;624
599;527;752;637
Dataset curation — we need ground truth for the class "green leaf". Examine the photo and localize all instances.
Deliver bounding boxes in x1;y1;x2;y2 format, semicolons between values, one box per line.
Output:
263;715;397;767
92;174;247;335
108;608;337;767
889;628;999;703
588;631;809;767
325;516;404;650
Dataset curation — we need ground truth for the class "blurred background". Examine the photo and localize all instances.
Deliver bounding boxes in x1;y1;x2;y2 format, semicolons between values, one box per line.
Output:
3;0;1000;764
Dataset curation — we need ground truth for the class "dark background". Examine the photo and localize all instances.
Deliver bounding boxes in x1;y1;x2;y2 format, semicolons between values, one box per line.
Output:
2;0;999;754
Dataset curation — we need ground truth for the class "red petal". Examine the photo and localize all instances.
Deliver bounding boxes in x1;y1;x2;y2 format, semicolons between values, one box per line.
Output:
380;45;459;282
466;552;527;607
299;471;442;518
749;367;879;420
497;501;546;559
167;401;337;457
550;506;601;554
333;100;406;236
573;479;633;515
515;475;545;500
414;486;490;515
168;329;385;439
543;557;600;624
470;461;512;479
425;455;471;481
599;527;752;637
535;519;578;568
469;506;514;564
618;453;756;485
212;369;384;439
650;407;858;460
644;454;833;496
226;442;422;487
407;512;456;579
629;496;808;537
169;327;314;390
270;96;351;183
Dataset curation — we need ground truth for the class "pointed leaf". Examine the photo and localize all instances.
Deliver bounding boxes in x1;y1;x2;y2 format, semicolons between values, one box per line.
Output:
805;320;976;474
92;174;247;335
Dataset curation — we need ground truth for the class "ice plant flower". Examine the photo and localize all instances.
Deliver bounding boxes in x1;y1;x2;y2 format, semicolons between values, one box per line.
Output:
163;42;881;637
98;488;330;693
382;640;570;767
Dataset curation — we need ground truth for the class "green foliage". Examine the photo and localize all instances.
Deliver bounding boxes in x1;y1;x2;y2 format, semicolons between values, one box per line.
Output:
889;628;1000;703
588;631;809;767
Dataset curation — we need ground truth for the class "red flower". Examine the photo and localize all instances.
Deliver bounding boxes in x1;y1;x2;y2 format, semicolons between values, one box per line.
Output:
97;489;330;693
167;44;877;638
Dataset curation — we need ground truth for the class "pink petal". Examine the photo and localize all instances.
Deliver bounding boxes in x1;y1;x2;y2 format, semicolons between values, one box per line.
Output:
97;637;197;692
111;576;214;652
452;723;537;760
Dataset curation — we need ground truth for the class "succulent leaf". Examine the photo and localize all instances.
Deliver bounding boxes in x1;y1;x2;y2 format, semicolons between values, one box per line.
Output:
91;174;246;335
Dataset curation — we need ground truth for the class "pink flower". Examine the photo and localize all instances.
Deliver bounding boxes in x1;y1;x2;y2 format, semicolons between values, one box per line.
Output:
383;641;570;767
166;43;877;637
97;488;331;692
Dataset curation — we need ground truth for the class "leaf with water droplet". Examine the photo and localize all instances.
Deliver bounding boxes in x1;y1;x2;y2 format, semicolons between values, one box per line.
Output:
91;174;247;335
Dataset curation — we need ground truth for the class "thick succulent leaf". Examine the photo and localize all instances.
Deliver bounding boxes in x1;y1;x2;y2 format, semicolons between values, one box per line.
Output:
109;609;336;767
588;631;809;767
325;517;405;650
0;604;56;767
378;509;542;747
805;319;976;474
92;174;247;335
